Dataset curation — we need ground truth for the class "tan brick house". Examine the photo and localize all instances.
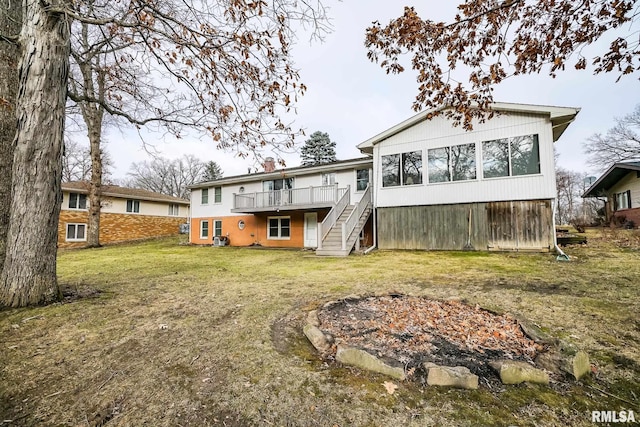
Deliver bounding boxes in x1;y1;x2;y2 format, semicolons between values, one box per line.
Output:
59;182;190;248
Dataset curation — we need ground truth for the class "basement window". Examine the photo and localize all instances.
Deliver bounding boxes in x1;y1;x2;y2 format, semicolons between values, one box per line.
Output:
66;223;86;242
267;216;290;239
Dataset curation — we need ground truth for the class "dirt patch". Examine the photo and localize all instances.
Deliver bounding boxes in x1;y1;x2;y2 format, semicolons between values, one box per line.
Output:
316;295;545;384
60;284;103;302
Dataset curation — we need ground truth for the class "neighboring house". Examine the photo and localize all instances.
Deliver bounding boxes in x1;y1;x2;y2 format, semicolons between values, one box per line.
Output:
582;162;640;227
189;157;374;256
190;102;579;255
59;182;190;248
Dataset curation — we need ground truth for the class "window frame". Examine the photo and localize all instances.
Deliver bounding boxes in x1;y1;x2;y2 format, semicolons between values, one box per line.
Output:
614;191;631;211
428;143;477;184
267;216;291;240
481;134;540;179
68;192;87;210
356;168;370;191
322;172;336;186
214;219;223;237
168;203;179;216
200;220;209;239
201;188;209;205
382;151;423;187
66;223;87;242
126;199;140;213
214;186;222;204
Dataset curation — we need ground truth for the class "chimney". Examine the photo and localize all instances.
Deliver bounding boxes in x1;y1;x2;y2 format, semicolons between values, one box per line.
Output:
264;157;276;173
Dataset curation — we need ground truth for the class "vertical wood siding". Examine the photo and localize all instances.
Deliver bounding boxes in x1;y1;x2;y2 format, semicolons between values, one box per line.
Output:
378;200;552;251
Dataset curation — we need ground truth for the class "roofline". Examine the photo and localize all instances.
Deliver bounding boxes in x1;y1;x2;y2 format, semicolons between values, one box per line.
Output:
61;184;190;205
582;161;640;198
189;157;373;189
357;102;581;153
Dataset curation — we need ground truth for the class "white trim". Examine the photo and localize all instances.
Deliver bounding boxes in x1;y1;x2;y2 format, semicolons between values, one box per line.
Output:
65;223;87;242
200;220;209;239
267;216;291;240
213;219;223;237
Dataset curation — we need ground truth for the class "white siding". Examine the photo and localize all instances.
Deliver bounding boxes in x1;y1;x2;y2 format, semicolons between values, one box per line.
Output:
609;171;640;208
373;112;557;208
61;191;188;217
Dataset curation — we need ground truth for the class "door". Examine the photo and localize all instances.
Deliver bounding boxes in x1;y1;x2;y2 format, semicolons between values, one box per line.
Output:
304;212;318;247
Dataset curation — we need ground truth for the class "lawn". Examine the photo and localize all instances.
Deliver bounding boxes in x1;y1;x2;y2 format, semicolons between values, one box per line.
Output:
1;229;639;426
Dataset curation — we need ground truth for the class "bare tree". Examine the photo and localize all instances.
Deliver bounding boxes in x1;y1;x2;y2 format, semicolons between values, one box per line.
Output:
556;167;603;226
1;0;329;307
585;104;640;170
365;1;637;129
0;0;70;307
126;155;208;199
62;139;113;183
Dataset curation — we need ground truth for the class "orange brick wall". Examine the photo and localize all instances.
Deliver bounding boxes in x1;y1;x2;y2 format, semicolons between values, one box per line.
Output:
58;210;186;248
191;210;330;248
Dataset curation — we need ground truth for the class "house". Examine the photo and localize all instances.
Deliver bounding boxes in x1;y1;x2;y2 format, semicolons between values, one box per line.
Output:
582;161;640;227
59;182;190;248
189;102;580;254
188;157;374;255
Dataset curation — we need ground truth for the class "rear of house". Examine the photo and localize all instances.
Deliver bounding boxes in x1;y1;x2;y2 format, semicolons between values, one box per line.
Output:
59;182;190;248
189;158;374;252
583;162;640;227
357;103;580;251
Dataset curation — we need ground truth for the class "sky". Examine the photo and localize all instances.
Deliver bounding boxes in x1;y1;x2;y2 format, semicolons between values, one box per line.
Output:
105;1;639;181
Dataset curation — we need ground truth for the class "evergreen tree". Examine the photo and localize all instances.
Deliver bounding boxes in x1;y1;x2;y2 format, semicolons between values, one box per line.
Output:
301;131;337;166
202;161;224;181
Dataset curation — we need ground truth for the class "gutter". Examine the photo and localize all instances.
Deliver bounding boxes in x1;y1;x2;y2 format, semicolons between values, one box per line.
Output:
551;198;570;261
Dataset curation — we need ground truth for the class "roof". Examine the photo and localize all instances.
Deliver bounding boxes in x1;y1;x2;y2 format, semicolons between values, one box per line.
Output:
61;182;190;205
582;162;640;198
189;157;373;189
356;102;581;154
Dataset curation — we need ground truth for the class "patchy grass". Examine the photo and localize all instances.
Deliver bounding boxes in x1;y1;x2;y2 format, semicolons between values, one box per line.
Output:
1;229;639;426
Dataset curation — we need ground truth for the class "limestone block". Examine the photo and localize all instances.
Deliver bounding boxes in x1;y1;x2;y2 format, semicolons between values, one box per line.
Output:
335;345;405;380
307;310;320;327
303;324;331;352
425;364;479;389
490;360;549;385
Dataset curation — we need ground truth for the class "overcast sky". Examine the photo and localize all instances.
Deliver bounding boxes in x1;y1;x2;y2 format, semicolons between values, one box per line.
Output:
106;1;639;180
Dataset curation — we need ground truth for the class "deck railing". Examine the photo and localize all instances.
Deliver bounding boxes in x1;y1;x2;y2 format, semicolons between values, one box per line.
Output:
233;184;346;210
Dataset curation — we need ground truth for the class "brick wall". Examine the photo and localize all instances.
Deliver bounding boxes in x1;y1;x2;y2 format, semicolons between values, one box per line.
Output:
612;208;640;228
58;211;186;248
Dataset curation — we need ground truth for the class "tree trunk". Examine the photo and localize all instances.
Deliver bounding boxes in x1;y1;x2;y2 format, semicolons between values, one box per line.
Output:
0;0;21;274
87;119;103;247
0;0;70;307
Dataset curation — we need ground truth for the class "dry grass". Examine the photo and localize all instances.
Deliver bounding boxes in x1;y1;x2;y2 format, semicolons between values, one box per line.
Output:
1;229;639;426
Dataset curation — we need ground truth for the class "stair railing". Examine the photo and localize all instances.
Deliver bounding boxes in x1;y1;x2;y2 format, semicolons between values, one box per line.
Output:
341;184;372;250
317;185;350;250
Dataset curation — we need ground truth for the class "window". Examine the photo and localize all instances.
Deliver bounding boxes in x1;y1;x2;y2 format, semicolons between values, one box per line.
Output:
126;199;140;213
168;204;179;216
200;220;209;239
614;191;631;211
356;168;370;191
322;172;336;186
68;192;87;210
238;220;246;230
214;220;222;237
263;178;294;191
382;151;422;187
66;223;86;241
201;188;209;204
267;216;290;239
428;143;476;183
482;134;540;178
214;187;222;203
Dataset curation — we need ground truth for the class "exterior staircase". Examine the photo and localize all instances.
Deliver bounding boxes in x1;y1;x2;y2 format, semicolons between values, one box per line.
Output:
316;185;372;256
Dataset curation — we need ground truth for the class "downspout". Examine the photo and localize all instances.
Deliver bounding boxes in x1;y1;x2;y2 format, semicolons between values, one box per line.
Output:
551;198;570;261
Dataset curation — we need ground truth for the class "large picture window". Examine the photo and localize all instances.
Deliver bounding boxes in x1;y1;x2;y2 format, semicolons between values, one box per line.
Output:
482;134;540;178
428;143;476;183
382;151;422;187
267;217;290;239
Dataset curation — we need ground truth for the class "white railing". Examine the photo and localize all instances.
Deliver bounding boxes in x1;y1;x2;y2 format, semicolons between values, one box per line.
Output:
341;184;372;250
317;185;350;249
233;185;346;210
